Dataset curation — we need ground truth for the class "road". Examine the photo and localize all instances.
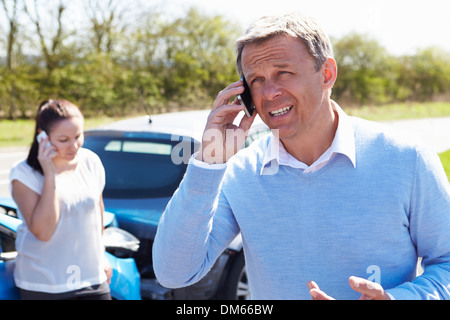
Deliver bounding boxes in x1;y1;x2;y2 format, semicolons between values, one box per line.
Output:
1;117;450;198
379;117;450;154
0;147;28;198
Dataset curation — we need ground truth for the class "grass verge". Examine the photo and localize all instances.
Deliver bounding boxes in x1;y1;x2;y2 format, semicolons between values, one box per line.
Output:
439;150;450;181
0;116;125;148
344;101;450;121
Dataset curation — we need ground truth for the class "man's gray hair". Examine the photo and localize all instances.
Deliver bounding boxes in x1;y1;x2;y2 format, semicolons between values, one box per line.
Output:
236;13;334;75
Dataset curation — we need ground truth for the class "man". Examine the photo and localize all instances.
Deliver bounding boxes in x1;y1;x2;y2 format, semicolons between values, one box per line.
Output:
153;13;450;299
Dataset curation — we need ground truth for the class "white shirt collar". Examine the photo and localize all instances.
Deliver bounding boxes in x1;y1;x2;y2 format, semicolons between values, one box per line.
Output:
260;101;356;176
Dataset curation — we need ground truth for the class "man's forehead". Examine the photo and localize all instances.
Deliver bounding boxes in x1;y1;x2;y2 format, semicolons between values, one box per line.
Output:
241;36;310;75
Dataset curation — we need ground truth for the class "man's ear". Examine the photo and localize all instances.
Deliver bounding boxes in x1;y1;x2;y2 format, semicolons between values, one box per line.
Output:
322;57;337;90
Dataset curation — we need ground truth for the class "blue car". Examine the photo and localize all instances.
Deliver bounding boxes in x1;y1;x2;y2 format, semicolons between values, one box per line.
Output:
0;198;141;300
83;110;269;300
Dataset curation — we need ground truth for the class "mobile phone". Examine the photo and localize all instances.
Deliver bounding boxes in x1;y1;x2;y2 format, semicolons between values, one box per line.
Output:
237;76;255;117
36;131;52;149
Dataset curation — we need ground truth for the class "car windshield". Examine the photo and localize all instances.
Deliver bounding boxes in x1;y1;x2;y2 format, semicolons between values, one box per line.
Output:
83;136;191;199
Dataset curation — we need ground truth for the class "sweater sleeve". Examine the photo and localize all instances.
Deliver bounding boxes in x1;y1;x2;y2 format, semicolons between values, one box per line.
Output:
152;156;240;289
386;147;450;300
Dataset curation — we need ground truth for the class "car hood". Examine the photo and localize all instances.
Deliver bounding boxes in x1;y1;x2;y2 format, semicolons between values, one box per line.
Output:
103;197;170;240
0;197;116;228
0;197;18;211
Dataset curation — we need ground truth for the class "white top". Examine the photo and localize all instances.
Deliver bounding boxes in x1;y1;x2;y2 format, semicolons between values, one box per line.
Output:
9;148;107;293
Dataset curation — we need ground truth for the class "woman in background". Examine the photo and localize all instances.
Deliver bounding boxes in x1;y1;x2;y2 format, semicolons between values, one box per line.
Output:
10;99;112;300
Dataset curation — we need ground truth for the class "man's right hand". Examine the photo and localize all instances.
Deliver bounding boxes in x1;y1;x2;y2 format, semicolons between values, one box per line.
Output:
196;80;256;164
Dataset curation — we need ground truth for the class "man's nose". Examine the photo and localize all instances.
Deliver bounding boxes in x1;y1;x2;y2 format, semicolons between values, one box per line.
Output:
263;80;282;101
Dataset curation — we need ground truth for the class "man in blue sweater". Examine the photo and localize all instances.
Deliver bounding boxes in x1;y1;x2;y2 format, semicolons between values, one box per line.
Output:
153;13;450;299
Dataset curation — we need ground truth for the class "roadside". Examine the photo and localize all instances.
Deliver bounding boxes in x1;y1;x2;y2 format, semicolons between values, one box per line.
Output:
0;146;28;198
379;116;450;154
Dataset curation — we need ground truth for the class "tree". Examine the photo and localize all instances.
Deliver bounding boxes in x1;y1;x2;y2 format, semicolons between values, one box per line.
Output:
397;47;450;101
1;0;20;70
160;8;241;106
84;0;127;54
24;0;69;74
0;0;23;118
3;3;447;119
120;7;241;111
332;33;396;105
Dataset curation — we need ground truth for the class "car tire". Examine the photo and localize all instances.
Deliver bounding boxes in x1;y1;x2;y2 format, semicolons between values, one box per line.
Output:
219;251;250;300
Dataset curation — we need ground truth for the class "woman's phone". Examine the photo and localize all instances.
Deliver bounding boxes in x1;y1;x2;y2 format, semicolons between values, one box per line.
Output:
36;131;52;149
237;76;255;117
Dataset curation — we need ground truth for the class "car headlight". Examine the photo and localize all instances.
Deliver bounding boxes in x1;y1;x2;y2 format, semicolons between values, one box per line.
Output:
103;227;140;253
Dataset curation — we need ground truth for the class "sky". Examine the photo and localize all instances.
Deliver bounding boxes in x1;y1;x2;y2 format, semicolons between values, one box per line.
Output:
1;0;449;57
161;0;450;56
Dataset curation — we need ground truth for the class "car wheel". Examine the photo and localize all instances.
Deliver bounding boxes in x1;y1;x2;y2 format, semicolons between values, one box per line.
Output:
220;251;251;300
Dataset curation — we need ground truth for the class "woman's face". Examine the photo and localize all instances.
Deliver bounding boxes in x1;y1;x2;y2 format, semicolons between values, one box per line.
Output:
48;116;84;162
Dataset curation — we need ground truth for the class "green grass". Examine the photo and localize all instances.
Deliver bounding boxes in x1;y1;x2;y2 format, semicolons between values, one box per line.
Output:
439;150;450;181
0;116;125;148
345;101;450;121
0;118;35;148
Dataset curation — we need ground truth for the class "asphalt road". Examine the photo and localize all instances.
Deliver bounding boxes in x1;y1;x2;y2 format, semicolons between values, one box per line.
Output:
379;116;450;154
0;147;28;198
1;117;450;198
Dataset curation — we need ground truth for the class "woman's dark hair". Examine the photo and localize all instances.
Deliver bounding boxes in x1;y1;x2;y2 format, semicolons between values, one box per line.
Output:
27;99;83;174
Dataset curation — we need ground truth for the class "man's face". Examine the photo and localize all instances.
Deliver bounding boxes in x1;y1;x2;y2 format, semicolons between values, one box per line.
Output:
241;35;333;142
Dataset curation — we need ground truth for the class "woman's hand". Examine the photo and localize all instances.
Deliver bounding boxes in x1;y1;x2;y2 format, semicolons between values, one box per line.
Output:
104;259;113;284
37;135;57;175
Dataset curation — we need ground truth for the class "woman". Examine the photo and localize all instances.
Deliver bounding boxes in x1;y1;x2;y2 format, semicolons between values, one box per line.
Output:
10;99;112;300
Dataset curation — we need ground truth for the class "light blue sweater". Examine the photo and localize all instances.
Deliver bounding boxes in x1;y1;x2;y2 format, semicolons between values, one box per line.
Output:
153;116;450;300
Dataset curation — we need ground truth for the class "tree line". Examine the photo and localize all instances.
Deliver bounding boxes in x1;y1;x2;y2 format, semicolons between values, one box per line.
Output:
1;0;450;119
